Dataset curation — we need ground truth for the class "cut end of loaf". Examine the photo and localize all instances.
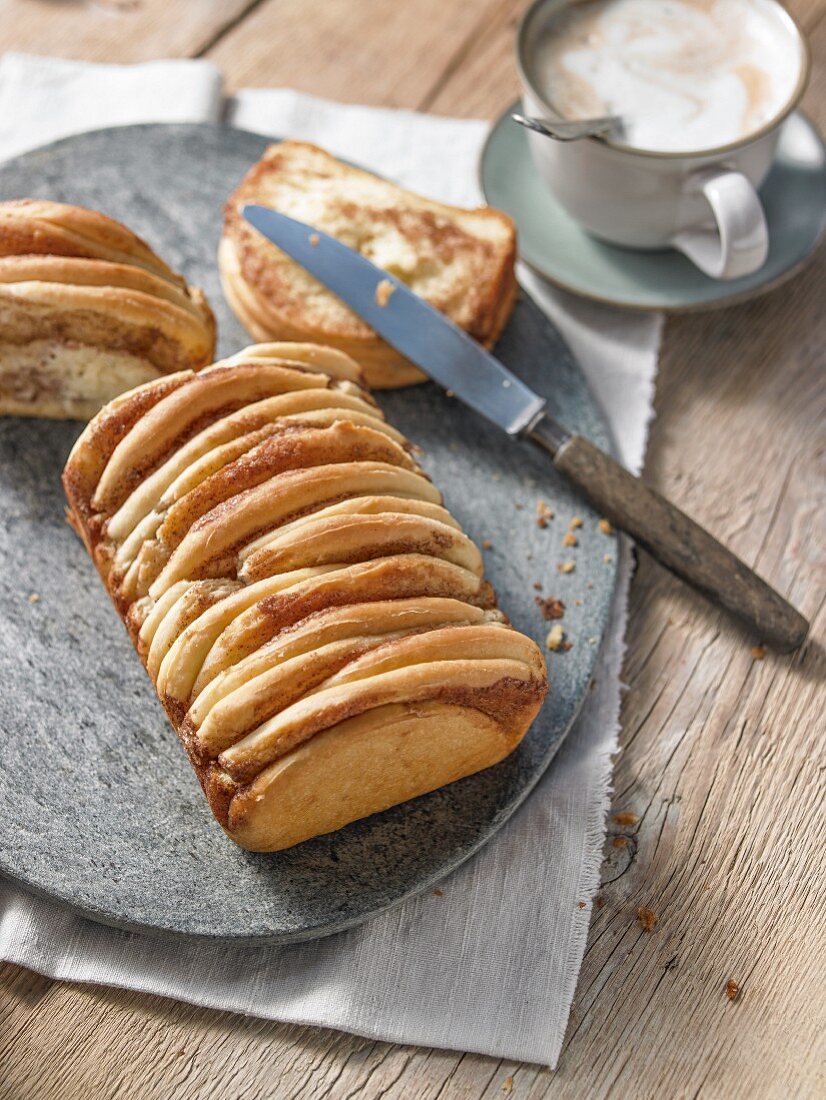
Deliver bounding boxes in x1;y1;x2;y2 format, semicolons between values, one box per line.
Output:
0;200;216;421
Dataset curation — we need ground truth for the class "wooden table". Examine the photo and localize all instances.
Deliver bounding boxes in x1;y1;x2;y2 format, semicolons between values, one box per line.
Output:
1;2;824;1096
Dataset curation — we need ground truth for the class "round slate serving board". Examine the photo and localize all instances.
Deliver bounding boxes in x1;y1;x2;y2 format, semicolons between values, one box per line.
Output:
0;124;617;942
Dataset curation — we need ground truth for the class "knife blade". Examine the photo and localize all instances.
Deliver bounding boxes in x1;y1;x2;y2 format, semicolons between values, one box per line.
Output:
242;204;548;437
241;203;808;651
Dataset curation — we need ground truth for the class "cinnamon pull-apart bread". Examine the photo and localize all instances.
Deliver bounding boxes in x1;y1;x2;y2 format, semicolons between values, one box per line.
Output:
63;342;547;852
0;200;215;419
219;141;517;389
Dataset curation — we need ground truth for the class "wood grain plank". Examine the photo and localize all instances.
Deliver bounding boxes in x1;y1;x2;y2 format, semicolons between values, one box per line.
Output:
207;0;509;102
0;0;258;64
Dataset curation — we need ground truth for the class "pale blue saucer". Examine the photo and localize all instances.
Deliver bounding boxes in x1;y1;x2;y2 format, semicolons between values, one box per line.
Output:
480;103;826;311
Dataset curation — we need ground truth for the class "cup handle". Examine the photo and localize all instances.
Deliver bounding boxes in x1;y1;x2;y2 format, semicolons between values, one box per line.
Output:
673;168;769;280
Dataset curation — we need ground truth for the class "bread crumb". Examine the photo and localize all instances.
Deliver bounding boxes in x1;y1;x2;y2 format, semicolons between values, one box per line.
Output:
502;1078;514;1094
604;553;613;564
533;581;543;592
577;900;587;909
637;906;658;932
28;593;40;604
375;278;395;306
595;895;605;909
612;835;627;848
563;532;578;547
536;499;554;528
535;595;565;621
726;978;739;1001
434;887;444;897
482;538;493;550
569;515;583;529
309;233;320;246
614;812;639;827
751;645;766;660
558;560;576;574
446;389;455;398
574;598;583;606
546;624;566;651
598;517;615;536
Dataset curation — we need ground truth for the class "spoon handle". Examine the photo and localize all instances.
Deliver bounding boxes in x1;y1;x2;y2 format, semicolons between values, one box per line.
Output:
511;113;622;141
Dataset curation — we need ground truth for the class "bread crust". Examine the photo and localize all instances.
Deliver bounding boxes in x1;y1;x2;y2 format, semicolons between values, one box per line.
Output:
63;342;547;851
0;200;216;420
220;142;517;389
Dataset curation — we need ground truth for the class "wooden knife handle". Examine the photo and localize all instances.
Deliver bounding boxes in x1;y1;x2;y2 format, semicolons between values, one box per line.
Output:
532;430;808;652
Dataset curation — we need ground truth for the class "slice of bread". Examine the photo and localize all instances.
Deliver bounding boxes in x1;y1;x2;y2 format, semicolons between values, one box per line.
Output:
220;142;517;389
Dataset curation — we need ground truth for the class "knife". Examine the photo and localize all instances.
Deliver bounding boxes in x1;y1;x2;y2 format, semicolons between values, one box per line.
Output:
242;204;808;652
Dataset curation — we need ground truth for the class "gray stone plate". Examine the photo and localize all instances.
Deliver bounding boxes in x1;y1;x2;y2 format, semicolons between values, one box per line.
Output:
0;124;617;942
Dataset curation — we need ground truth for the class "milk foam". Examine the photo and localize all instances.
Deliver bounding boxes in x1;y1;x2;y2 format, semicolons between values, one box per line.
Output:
532;0;802;152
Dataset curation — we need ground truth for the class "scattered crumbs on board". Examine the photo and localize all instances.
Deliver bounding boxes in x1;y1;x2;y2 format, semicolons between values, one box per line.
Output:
535;595;565;621
569;515;583;529
558;560;576;574
563;531;578;547
546;624;566;651
482;538;493;550
309;233;320;246
434;887;444;897
614;812;639;827
604;553;613;564
751;645;766;660
726;978;740;1002
536;499;554;528
577;900;587;909
501;1078;514;1095
612;836;628;848
28;593;40;604
598;517;615;535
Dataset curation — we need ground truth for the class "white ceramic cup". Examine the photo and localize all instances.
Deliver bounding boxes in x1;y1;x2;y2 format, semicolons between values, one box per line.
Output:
516;0;811;280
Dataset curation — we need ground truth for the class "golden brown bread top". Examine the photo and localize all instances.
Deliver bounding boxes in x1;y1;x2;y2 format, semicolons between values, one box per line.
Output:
63;342;547;837
0;199;216;382
0;199;184;282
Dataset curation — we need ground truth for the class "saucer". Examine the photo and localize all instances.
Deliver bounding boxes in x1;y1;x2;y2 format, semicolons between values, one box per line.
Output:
480;103;826;311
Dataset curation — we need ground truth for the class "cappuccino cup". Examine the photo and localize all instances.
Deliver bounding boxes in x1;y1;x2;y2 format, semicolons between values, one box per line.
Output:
516;0;810;280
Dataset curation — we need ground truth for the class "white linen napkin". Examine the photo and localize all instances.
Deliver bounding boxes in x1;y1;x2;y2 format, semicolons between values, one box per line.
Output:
0;58;662;1067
